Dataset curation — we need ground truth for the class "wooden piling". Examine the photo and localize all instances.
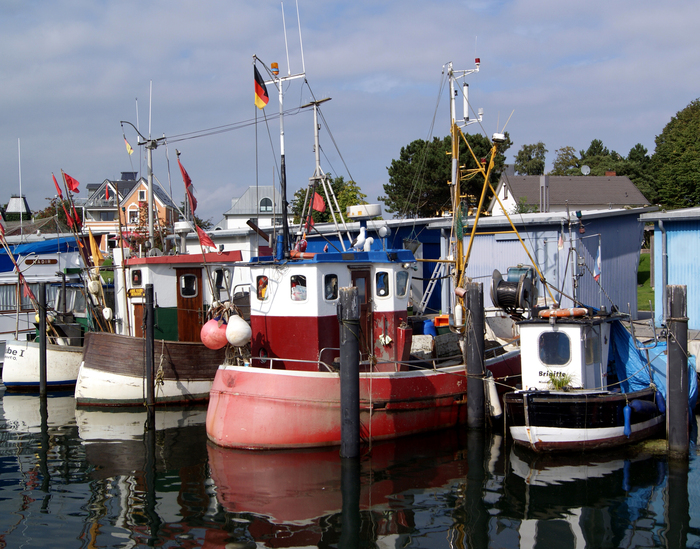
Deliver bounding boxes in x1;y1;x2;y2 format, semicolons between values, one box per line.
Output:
339;286;360;458
466;282;485;429
666;284;689;458
39;282;47;398
145;284;155;425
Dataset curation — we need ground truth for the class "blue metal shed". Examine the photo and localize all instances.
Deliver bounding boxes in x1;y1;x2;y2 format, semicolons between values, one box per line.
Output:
428;208;653;320
639;208;700;330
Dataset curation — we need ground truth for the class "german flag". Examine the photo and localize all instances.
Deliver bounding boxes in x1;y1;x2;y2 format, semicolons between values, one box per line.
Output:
254;66;269;109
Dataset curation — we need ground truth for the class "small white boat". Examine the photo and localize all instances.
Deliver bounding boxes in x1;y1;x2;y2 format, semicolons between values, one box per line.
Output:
3;338;83;389
503;308;693;452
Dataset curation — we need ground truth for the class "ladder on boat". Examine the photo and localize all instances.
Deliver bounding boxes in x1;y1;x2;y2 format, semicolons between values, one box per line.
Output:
417;261;446;314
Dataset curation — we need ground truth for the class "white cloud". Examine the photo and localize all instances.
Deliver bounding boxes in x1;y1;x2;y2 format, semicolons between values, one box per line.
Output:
1;0;699;220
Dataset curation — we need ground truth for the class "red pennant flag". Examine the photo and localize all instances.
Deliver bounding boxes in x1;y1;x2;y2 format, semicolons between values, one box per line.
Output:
64;172;80;193
196;226;216;249
254;66;269;109
19;274;36;302
178;157;197;213
105;185;110;200
61;203;74;229
72;203;82;229
305;216;315;232
312;192;326;213
52;173;63;199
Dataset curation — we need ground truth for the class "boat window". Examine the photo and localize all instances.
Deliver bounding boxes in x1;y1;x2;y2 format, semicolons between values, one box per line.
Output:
396;271;409;298
539;331;570;365
256;276;269;301
324;274;338;301
584;326;601;365
180;274;198;298
132;269;142;286
72;288;87;313
291;275;307;301
355;277;366;302
213;268;231;302
376;271;389;298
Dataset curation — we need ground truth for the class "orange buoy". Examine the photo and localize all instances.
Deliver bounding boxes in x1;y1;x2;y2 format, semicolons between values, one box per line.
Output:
201;318;228;349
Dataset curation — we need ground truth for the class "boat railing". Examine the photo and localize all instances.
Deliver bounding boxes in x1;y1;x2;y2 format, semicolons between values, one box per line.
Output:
249;355;336;372
245;352;465;373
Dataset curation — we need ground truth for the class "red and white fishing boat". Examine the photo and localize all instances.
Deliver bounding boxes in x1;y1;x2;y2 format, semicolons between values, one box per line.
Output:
206;57;521;449
206;240;520;449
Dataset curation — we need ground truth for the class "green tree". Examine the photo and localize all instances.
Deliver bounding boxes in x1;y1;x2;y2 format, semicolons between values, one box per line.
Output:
511;196;538;214
381;132;511;218
550;146;580;175
33;197;73;227
514;142;547;175
651;98;700;209
577;139;626;176
290;176;367;224
618;144;655;203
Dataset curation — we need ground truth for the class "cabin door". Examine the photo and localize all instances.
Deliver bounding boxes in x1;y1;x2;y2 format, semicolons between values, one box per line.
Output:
176;267;204;342
351;269;371;358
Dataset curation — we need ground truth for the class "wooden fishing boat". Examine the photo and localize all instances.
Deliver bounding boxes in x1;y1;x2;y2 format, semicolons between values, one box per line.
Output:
503;309;673;452
74;249;242;406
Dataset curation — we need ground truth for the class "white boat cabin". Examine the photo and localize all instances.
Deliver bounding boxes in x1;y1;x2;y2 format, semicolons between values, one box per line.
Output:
112;248;242;342
519;314;613;391
248;249;416;371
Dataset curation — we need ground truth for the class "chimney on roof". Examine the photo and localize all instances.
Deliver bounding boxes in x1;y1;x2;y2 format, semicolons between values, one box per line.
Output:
605;171;616;177
539;175;549;213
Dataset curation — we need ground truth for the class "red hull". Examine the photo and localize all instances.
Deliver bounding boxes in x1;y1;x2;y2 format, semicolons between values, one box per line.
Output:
206;350;520;449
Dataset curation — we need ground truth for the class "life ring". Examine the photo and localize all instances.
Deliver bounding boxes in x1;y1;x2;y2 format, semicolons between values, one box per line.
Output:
538;307;588;318
290;250;316;259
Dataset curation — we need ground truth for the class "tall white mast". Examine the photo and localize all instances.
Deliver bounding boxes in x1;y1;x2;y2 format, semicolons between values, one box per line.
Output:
255;0;306;258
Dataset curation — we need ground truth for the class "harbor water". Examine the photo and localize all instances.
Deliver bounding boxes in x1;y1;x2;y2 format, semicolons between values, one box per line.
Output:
1;390;700;548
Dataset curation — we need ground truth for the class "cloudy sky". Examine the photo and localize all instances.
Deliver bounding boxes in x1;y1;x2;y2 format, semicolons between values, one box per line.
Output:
2;0;699;224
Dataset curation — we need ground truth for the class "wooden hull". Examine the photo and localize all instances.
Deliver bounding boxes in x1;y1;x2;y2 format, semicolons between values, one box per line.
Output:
2;339;82;389
206;350;521;449
75;331;225;407
504;387;665;452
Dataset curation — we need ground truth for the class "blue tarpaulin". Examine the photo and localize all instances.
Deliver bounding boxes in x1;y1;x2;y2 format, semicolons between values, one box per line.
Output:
0;237;79;273
610;319;698;409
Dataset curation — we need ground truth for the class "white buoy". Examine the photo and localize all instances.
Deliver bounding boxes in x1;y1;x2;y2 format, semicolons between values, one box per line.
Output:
88;280;101;295
455;304;464;327
485;370;503;419
226;314;252;347
103;307;113;321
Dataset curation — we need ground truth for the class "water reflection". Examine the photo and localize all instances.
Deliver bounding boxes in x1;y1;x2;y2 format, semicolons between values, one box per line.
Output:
504;445;668;547
0;390;696;548
208;429;470;547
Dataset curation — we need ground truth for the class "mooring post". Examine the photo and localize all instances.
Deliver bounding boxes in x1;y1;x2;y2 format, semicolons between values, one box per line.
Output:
466;282;485;429
339;286;360;458
666;284;689;457
39;282;47;398
145;284;155;425
339;456;361;549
